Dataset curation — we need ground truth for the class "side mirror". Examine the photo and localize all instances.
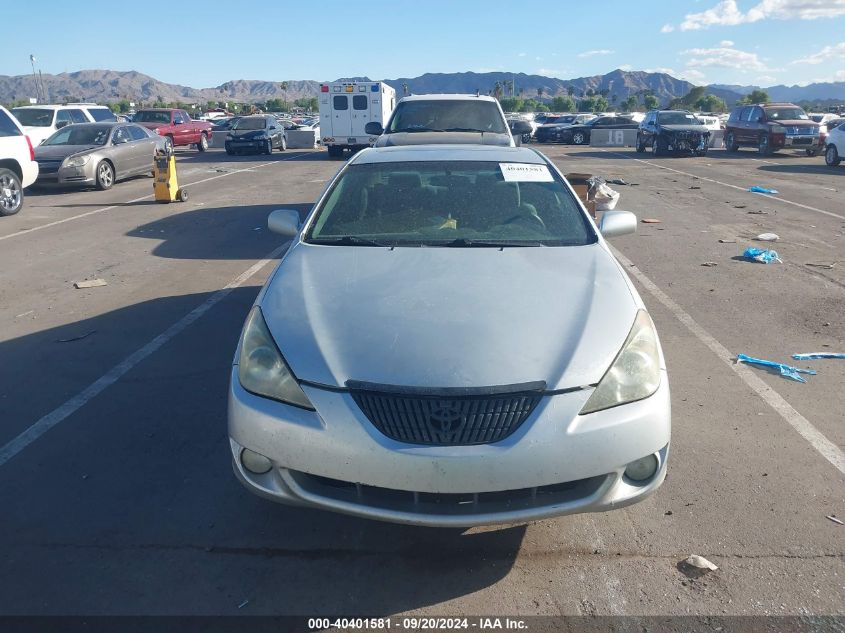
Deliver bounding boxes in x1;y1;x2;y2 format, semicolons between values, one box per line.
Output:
113;136;128;145
268;209;301;237
599;210;637;238
56;120;71;129
364;121;384;135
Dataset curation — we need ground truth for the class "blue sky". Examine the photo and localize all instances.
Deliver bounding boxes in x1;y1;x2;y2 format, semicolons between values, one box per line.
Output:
2;0;844;87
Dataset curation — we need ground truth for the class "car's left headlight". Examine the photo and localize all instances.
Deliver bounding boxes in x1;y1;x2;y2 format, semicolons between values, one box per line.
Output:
64;154;91;168
580;310;661;415
237;306;314;410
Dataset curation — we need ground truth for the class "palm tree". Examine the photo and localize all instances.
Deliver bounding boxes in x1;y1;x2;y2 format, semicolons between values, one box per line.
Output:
280;81;288;112
566;86;575;98
491;81;504;101
611;93;618;105
537;87;544;100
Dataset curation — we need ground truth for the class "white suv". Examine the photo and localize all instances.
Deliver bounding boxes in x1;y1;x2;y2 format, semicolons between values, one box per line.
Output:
0;106;39;216
10;104;117;146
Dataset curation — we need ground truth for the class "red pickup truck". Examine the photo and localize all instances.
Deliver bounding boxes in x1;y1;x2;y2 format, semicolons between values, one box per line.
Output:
133;108;213;152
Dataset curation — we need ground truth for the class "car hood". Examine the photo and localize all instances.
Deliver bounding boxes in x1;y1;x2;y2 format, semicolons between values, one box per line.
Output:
375;131;514;147
260;242;639;390
769;119;819;128
34;145;100;160
660;124;711;133
137;122;166;130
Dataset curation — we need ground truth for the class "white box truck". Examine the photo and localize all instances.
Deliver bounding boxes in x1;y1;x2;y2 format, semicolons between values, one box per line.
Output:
319;81;396;158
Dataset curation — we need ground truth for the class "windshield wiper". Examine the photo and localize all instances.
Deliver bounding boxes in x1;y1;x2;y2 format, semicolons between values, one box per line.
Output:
390;126;444;133
307;236;392;247
438;238;544;248
441;127;488;133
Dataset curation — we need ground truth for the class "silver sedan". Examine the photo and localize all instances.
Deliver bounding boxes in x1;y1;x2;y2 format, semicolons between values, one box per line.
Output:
34;122;166;190
228;145;671;527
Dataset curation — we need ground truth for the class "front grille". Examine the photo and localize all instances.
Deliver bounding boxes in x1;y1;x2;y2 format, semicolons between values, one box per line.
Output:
36;160;61;174
349;381;544;446
290;470;609;516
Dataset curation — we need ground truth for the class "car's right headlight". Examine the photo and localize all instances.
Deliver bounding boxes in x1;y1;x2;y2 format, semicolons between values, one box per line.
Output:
237;306;314;410
580;310;661;415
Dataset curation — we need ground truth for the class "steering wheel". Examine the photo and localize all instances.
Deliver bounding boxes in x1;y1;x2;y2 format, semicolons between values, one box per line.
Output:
503;213;546;231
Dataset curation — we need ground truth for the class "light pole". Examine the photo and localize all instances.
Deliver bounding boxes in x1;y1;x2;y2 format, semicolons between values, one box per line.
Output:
29;55;43;103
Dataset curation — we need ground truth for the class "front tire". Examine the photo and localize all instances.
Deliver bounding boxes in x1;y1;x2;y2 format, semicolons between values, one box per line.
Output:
0;168;23;216
826;144;841;166
196;133;208;152
279;135;287;151
725;131;738;152
572;131;586;145
265;140;273;155
96;161;114;190
652;136;665;157
635;135;646;153
758;134;772;156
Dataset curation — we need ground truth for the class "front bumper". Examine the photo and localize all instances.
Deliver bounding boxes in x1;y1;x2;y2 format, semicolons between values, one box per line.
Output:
226;139;268;151
35;162;96;186
664;133;710;153
228;368;671;527
780;135;821;149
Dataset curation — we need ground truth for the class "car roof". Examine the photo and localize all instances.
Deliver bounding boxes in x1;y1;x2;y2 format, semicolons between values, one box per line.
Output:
12;104;91;110
397;94;499;103
349;145;546;165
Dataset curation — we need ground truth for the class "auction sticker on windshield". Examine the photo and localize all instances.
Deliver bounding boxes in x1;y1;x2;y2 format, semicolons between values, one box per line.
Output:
499;163;553;182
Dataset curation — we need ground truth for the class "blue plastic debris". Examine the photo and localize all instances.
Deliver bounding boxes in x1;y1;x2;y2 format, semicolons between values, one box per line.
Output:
792;353;845;360
737;354;817;383
748;186;779;194
743;247;782;264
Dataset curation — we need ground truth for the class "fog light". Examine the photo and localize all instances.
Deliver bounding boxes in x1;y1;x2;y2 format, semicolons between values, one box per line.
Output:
241;448;272;475
624;454;659;482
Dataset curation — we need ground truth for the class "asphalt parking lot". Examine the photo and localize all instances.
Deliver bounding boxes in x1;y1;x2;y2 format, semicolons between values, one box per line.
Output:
1;143;843;622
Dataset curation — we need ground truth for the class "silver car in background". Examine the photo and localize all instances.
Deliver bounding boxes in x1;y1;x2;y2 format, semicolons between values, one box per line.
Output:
229;145;670;527
34;122;165;190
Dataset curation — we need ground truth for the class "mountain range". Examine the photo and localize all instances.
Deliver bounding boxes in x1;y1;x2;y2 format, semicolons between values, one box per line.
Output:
1;69;843;107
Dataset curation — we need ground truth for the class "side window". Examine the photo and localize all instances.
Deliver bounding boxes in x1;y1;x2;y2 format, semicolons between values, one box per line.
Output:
333;96;348;111
0;110;22;137
728;108;740;123
173;111;185;124
87;107;117;122
113;127;130;143
128;125;148;141
69;109;88;124
352;95;368;110
180;110;191;121
56;110;73;125
740;107;753;122
749;107;763;122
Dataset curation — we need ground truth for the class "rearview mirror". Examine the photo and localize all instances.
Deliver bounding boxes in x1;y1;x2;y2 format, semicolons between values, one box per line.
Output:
364;121;384;135
599;210;637;238
268;209;301;237
56;120;71;129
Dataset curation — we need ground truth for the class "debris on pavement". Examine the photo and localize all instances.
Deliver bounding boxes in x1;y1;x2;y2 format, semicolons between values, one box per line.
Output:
73;279;108;289
737;353;817;383
718;239;736;243
56;330;96;343
642;218;662;224
792;353;845;360
743;247;782;264
607;178;629;185
733;204;747;208
683;555;719;572
15;310;35;318
826;515;844;526
755;233;779;242
805;262;838;269
701;262;718;267
747;210;769;215
689;185;701;189
748;186;779;194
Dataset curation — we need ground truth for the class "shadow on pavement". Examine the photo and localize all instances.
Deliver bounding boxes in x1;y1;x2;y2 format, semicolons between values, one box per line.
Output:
758;164;844;176
126;204;312;260
0;289;525;615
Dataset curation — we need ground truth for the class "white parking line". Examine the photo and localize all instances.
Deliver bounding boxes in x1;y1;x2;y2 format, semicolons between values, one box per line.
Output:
0;242;289;468
612;247;845;476
601;151;845;221
1;154;307;243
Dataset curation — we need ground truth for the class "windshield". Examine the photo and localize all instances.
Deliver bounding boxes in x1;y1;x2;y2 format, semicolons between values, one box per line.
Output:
42;125;111;146
386;101;508;134
12;108;54;127
551;116;576;124
657;112;701;125
232;117;268;130
134;111;172;124
88;108;117;122
765;107;809;121
305;161;596;247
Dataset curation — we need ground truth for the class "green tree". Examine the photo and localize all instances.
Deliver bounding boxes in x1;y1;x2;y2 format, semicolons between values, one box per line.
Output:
535;103;550;112
644;94;659;110
739;89;770;105
490;81;504;100
566;86;575;98
696;94;727;112
280;82;289;110
536;87;544;100
520;99;539;112
594;96;610;112
550;95;575;112
620;96;639;112
500;97;523;112
586;88;596;97
579;96;597;112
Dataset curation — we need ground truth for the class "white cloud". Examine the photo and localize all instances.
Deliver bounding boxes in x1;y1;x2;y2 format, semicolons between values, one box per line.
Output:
619;64;633;71
720;40;735;47
577;49;614;58
683;45;770;71
536;68;565;77
517;52;527;57
835;69;845;79
793;41;845;64
679;69;708;83
645;67;677;74
661;24;675;33
673;0;845;31
757;74;778;83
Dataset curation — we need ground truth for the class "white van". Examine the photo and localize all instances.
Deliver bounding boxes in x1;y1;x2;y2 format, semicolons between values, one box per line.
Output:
318;81;396;157
10;104;117;146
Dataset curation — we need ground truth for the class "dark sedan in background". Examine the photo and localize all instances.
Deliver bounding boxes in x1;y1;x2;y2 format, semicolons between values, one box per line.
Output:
225;115;287;155
33;122;165;190
551;116;639;145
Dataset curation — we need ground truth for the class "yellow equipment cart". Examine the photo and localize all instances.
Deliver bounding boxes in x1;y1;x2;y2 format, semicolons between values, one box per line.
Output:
153;146;188;203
